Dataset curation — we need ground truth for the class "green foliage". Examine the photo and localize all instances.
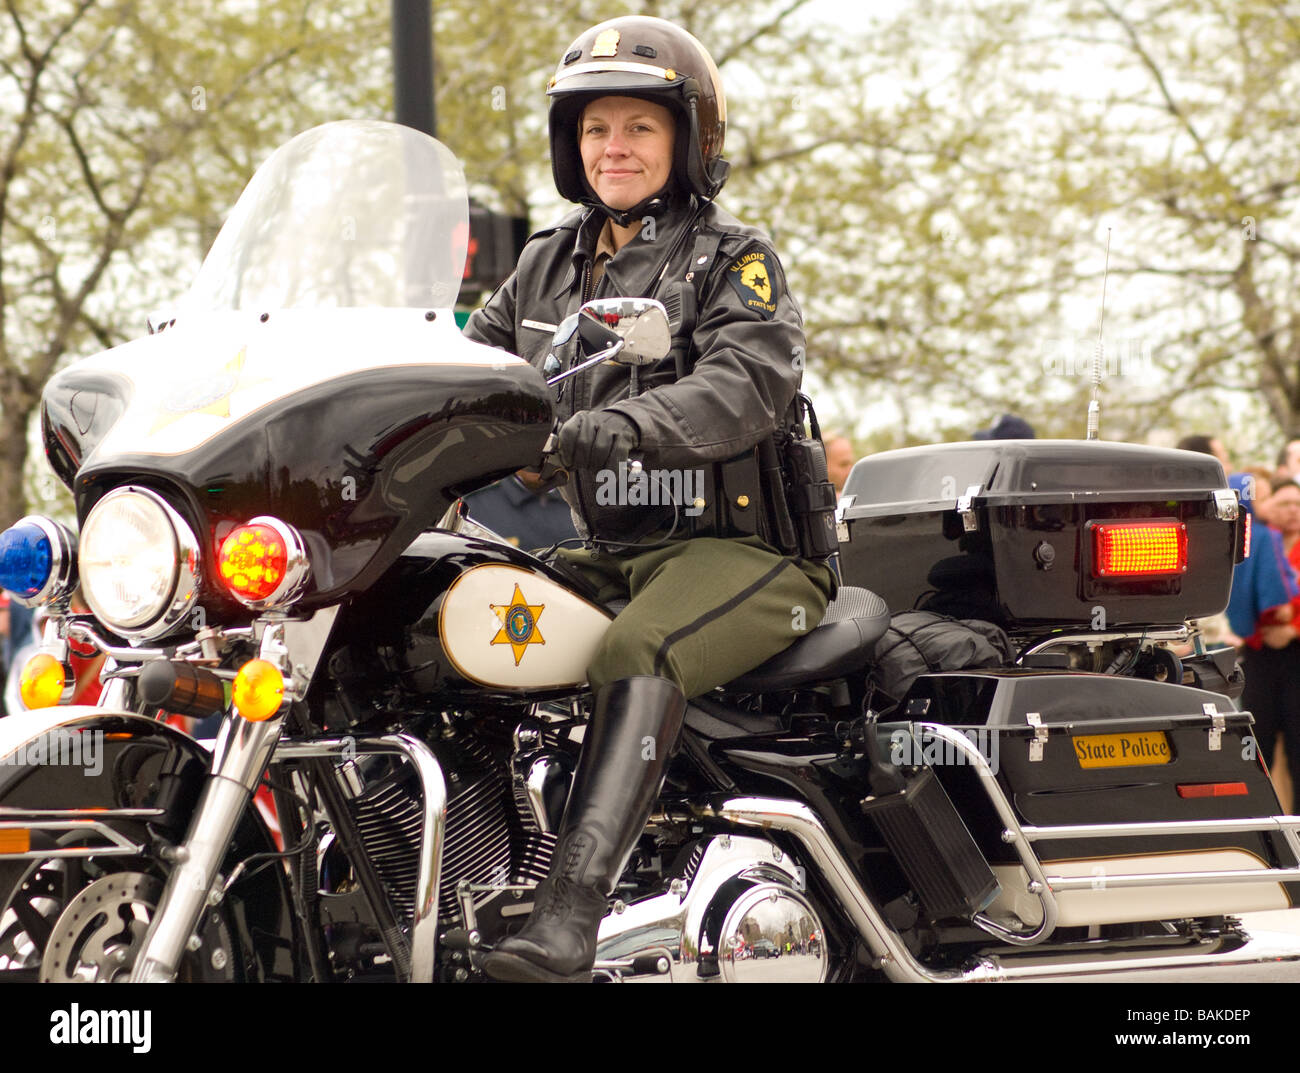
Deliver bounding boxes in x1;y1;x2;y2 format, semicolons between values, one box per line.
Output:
790;0;1300;457
0;0;389;526
8;0;1300;530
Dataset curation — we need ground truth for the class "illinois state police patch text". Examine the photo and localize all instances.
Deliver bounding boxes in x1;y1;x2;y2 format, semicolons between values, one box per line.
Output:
725;249;779;320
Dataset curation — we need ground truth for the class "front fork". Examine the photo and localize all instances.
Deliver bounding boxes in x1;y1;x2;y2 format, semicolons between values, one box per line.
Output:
129;712;286;982
128;610;336;983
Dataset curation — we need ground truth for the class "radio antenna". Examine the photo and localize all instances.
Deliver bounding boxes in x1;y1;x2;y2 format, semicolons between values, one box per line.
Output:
1086;229;1112;441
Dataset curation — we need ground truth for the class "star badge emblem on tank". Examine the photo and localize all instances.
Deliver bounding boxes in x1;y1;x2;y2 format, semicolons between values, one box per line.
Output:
489;583;546;666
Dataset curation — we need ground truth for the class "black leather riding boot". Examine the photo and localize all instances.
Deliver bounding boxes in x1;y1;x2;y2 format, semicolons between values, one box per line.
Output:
483;675;686;982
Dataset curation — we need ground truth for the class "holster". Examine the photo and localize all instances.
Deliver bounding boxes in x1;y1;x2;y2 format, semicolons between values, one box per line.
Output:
763;394;840;562
781;430;839;559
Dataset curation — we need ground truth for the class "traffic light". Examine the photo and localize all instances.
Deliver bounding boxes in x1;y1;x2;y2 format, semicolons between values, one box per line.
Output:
463;201;529;304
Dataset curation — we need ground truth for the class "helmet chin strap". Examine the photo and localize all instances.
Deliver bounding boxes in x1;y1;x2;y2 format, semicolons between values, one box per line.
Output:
587;186;676;228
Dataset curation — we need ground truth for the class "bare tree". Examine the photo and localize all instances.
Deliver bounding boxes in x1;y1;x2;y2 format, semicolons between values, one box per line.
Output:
0;0;389;526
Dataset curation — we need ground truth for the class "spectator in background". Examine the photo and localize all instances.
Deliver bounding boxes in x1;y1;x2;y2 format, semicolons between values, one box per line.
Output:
972;414;1035;440
823;434;855;495
1178;436;1250;644
1237;465;1275;525
6;599;31;673
1276;437;1300;483
1228;473;1300;810
1270;478;1300;574
462;468;578;550
1176;434;1231;473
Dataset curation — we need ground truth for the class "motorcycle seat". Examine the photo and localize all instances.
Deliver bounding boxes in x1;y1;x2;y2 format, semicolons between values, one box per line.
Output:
602;586;889;692
720;586;890;692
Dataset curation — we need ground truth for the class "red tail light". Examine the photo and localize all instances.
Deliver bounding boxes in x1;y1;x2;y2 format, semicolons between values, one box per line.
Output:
1176;782;1248;799
1090;521;1188;578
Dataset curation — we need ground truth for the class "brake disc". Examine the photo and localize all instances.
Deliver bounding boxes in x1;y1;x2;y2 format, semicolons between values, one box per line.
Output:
40;869;241;983
40;871;163;983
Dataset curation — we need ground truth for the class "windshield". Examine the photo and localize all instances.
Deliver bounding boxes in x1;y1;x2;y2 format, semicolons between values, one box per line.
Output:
184;120;469;311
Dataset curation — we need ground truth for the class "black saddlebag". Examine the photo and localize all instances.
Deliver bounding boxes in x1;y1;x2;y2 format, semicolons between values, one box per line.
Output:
882;670;1300;927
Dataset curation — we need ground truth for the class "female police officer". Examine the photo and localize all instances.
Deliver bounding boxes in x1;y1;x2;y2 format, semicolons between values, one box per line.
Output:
464;15;836;982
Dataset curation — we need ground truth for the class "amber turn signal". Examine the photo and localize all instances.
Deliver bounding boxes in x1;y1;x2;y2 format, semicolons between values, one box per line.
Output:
20;653;69;710
232;659;285;722
0;828;31;854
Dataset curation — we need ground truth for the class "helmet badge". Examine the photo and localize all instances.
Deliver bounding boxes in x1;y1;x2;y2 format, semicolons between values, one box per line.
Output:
592;28;620;57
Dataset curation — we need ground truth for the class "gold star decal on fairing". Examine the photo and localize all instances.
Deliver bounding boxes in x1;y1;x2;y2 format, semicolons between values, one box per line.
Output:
149;344;270;434
490;583;546;666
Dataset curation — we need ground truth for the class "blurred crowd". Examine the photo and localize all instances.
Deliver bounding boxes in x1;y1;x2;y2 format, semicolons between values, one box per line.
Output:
825;418;1300;812
1179;433;1300;812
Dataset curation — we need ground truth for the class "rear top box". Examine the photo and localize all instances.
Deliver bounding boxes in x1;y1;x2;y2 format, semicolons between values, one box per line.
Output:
839;440;1243;630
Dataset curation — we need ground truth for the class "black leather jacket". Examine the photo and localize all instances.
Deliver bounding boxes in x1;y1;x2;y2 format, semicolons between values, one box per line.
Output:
463;197;805;545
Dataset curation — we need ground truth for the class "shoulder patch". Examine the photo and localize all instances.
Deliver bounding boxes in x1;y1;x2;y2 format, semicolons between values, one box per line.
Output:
723;247;779;320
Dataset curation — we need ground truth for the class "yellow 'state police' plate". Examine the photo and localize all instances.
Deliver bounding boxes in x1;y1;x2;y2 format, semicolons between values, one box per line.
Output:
1073;731;1172;768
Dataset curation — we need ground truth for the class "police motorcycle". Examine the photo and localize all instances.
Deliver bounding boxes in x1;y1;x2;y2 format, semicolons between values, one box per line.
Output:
4;120;1300;985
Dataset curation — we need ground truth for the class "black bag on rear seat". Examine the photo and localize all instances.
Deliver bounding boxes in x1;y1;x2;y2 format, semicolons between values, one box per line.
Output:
869;611;1014;708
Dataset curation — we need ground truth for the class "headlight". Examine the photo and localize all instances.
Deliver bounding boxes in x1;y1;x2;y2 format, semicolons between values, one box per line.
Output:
79;487;201;640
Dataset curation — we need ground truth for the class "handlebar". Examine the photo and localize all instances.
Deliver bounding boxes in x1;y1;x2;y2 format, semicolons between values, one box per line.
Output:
538;420;641;478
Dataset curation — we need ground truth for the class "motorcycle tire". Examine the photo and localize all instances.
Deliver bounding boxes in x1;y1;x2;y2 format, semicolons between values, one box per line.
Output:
0;847;244;982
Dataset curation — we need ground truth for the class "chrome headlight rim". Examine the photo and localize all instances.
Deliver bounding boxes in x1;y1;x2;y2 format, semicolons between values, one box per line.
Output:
222;515;311;611
6;514;78;608
79;486;202;642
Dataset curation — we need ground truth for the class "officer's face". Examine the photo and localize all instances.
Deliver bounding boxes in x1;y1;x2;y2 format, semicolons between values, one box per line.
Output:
580;97;675;212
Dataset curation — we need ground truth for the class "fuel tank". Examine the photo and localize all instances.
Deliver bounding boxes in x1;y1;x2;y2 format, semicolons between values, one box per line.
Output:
313;531;615;719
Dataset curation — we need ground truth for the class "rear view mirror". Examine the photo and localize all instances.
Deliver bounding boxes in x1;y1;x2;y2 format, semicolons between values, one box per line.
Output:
579;298;671;365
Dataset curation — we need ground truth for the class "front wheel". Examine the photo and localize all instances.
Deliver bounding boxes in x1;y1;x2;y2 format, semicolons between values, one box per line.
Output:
0;852;243;983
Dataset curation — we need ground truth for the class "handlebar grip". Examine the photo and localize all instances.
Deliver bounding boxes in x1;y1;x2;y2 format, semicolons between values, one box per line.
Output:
630;952;672;975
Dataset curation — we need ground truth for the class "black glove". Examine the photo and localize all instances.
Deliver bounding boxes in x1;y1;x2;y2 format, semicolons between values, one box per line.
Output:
556;411;640;472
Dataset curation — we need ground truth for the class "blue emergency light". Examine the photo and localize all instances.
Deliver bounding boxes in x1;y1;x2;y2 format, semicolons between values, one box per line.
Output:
0;523;53;598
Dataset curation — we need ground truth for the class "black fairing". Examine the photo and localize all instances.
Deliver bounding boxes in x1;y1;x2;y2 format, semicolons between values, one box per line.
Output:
43;361;553;606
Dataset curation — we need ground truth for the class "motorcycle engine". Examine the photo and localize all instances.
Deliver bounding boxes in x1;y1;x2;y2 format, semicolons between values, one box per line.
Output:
342;718;558;928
